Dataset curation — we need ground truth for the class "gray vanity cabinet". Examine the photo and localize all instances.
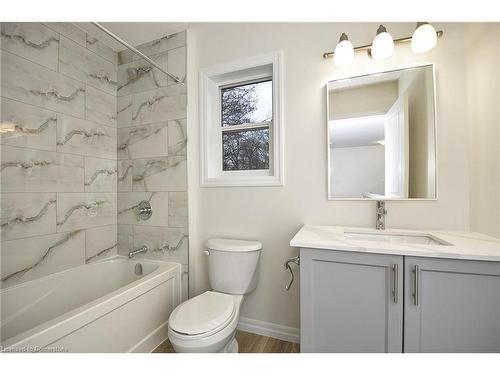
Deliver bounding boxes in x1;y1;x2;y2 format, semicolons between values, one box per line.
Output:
300;249;500;353
300;249;404;353
404;257;500;353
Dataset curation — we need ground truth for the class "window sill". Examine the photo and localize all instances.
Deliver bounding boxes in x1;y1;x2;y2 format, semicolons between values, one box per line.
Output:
201;175;284;187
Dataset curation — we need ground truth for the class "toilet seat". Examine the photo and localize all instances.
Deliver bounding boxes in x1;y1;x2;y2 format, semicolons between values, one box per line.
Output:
169;291;236;336
168;293;244;352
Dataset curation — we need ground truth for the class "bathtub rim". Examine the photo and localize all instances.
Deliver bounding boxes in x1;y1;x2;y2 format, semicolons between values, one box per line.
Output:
1;255;160;293
1;256;181;351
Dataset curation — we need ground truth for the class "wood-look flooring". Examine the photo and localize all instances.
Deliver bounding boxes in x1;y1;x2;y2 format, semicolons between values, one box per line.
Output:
153;330;300;353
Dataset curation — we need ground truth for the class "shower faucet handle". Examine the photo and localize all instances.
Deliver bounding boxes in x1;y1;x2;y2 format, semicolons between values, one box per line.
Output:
136;200;152;221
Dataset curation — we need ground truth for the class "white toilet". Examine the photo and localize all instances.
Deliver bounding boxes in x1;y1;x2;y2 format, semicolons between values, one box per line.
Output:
167;238;262;353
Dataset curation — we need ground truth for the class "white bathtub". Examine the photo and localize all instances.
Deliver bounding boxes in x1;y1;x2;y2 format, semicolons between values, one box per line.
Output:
0;256;181;352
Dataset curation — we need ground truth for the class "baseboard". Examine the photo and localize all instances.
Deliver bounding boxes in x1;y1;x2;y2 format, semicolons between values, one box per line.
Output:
237;317;300;344
129;320;169;353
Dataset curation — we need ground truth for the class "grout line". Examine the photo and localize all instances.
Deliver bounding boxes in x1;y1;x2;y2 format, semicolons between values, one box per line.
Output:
1;191;118;198
1;95;117;132
128;38;187;63
117;44;186;67
1;189;185;194
1;46;116;99
117;155;186;162
116;51;169;97
84;83;88;122
85;32;119;65
116;117;187;130
84;225;87;260
1;142;118;162
42;23;87;49
124;224;188;231
57;28;60;73
6;23;118;74
55;185;58;247
0;225;109;244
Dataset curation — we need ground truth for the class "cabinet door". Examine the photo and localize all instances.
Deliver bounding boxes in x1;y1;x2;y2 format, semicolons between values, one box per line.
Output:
300;249;403;353
404;257;500;352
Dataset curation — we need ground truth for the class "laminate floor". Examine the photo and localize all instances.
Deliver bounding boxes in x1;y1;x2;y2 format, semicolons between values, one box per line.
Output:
153;330;300;353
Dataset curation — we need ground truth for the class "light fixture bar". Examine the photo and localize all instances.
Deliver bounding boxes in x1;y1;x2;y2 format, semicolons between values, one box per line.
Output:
90;22;184;85
323;30;443;59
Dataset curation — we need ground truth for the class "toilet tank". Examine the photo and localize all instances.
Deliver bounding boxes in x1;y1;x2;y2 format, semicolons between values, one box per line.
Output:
206;238;262;295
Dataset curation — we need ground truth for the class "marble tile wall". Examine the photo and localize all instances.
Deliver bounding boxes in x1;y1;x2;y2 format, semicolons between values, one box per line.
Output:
1;22;118;287
116;31;188;301
1;24;188;299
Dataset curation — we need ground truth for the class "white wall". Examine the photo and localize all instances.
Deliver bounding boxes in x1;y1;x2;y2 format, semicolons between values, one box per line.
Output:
331;145;385;197
465;23;500;238
330;81;398;119
187;23;471;330
399;68;436;198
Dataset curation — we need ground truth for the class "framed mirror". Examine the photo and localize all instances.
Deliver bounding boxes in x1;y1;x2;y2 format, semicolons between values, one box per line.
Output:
327;64;437;200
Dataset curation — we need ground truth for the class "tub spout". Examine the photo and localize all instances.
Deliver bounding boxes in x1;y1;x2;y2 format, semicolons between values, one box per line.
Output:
129;245;148;258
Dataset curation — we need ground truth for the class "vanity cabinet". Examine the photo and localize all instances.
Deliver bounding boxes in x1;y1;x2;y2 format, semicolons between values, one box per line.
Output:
300;248;500;353
300;249;404;353
404;257;500;353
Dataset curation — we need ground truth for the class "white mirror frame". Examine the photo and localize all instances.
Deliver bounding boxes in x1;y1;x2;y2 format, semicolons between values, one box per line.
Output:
326;63;439;201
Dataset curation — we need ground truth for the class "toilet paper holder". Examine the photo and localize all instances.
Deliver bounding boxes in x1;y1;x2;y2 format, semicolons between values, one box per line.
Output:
284;255;300;291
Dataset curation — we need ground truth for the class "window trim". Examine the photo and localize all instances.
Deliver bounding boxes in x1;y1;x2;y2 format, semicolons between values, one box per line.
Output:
200;51;284;187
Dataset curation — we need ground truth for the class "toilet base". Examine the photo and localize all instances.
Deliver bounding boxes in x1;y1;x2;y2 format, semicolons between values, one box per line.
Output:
224;337;238;353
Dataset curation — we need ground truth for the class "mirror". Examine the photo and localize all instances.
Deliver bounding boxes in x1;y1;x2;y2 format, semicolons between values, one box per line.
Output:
327;64;437;200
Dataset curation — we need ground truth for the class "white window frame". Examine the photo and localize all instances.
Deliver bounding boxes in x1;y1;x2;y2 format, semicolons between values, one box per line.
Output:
200;51;284;187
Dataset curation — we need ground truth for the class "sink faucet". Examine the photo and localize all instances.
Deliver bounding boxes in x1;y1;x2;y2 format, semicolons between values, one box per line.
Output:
129;245;148;258
375;201;387;230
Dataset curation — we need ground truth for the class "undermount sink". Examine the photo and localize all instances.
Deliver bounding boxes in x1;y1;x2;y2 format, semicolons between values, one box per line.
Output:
343;231;449;246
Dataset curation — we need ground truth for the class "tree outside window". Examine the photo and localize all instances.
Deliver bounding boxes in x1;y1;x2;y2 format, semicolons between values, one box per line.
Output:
220;80;272;171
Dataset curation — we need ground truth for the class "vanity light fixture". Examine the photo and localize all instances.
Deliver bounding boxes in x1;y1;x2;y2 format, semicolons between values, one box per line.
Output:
370;25;394;60
333;33;354;66
323;23;443;64
411;22;438;53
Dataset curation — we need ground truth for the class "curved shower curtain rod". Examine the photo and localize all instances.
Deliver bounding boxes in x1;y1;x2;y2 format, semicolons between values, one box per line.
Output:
91;22;184;85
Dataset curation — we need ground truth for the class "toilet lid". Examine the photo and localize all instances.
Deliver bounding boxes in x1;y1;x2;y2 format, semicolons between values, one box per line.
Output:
169;291;235;335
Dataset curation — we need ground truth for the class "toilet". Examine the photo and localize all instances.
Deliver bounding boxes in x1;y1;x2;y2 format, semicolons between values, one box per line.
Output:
167;238;262;353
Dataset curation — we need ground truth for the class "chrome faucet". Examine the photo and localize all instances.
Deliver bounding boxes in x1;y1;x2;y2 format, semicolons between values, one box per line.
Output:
375;201;387;230
129;245;148;258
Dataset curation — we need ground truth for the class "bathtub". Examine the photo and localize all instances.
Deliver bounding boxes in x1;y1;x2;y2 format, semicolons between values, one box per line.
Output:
0;257;181;352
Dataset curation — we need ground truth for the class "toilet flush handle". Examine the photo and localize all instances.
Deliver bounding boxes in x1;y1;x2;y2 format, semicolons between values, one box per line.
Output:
203;250;210;256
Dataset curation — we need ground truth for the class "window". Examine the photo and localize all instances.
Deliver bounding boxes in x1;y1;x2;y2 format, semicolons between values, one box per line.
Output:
221;79;272;171
222;127;270;170
200;52;283;186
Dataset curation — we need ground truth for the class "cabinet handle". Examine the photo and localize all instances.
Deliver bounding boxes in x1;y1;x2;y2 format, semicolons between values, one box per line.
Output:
392;264;398;303
412;265;420;306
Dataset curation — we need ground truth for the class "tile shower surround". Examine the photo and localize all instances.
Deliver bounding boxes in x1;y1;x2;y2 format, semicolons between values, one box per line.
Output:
0;23;188;299
0;22;118;287
116;31;188;300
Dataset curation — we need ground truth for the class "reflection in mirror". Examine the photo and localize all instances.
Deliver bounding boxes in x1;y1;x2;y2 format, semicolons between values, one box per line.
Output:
327;65;437;200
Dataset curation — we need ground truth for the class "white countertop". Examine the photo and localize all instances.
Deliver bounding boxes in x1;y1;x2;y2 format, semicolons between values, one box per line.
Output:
290;225;500;262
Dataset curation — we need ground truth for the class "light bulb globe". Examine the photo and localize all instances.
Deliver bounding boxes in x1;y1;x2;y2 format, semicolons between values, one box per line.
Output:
411;23;437;53
333;39;354;66
371;30;394;60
